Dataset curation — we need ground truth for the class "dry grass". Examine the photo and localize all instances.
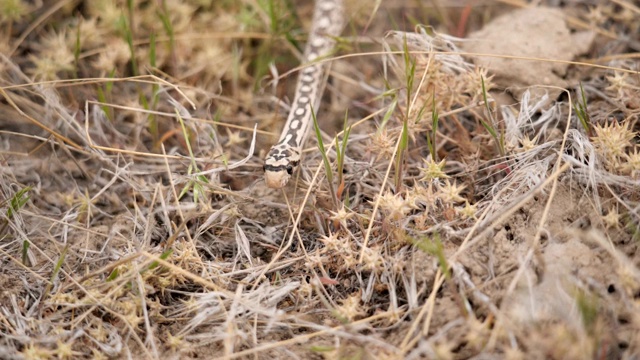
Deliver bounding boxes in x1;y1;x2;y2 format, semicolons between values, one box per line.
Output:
0;0;639;359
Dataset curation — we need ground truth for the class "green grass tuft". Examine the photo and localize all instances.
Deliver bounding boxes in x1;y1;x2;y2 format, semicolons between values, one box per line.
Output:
175;110;209;204
311;105;338;207
480;76;505;156
335;110;351;199
574;82;592;136
412;233;450;279
426;95;439;162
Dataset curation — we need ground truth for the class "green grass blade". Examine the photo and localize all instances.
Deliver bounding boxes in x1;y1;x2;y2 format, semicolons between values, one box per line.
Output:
146;248;174;272
412;234;450;279
1;186;31;245
176;109;198;171
402;34;416;106
311;104;337;206
379;97;397;132
22;240;30;266
312;105;332;185
336;110;351;188
480;76;504;156
395;115;409;191
7;186;30;219
106;68;115;93
97;70;115;121
106;267;120;282
427;96;439;162
267;0;278;34
119;12;138;76
42;245;68;299
575;289;598;332
175;109;208;202
574;82;591;135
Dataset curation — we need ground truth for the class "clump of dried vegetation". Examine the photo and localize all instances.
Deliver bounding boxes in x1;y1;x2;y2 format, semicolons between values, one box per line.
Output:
0;0;639;359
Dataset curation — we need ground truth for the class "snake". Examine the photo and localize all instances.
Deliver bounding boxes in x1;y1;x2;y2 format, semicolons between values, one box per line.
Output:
263;0;345;189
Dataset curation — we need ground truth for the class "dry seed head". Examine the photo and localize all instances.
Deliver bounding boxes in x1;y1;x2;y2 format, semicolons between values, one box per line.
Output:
419;158;449;182
0;0;30;23
360;246;385;273
82;288;110;306
412;212;431;230
173;240;203;270
320;233;353;256
621;147;640;177
181;295;199;311
92;349;109;360
89;322;109;343
162;2;197;32
415;52;442;75
463;67;494;101
37;30;74;64
92;38;131;73
412;183;438;209
602;208;621;228
115;297;139;313
328;205;354;228
404;188;424;211
86;1;125;31
605;71;630;98
438;180;467;204
27;54;75;81
146;298;163;318
225;130;247;146
591;120;635;163
368;129;395;160
337;293;365;322
49;291;78;305
457;201;478;220
433;341;455;360
154;273;172;289
305;252;327;269
375;191;411;221
76;18;102;49
519;134;539;152
165;331;184;352
21;344;52;360
341;252;359;270
413;59;467;109
298;279;314;299
124;310;143;329
55;341;75;360
586;6;606;26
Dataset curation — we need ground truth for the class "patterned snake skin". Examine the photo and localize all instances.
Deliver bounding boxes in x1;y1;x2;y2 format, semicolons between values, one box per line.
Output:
263;0;344;188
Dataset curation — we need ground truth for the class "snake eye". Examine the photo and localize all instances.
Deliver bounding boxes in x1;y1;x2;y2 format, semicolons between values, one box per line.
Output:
262;164;267;172
286;165;293;175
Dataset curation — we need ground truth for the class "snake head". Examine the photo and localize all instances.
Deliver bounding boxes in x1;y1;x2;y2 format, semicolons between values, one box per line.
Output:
264;145;300;189
264;166;292;189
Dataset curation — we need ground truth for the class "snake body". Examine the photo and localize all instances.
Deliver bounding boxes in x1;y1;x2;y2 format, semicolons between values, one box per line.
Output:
264;0;344;188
